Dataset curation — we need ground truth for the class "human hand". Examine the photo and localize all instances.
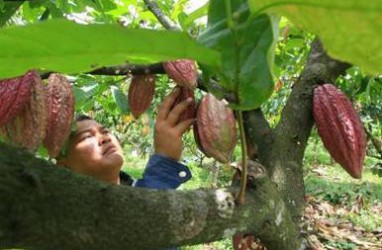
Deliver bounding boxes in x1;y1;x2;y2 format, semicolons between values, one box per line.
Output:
154;88;194;161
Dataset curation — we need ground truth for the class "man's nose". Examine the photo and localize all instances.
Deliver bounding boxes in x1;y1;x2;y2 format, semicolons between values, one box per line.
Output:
99;133;111;145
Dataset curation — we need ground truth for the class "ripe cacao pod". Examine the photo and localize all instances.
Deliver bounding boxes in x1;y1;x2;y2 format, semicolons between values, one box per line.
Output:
193;93;237;163
0;70;39;126
163;59;197;89
43;73;75;158
233;234;266;250
128;74;156;119
171;86;197;122
313;84;366;179
1;75;47;152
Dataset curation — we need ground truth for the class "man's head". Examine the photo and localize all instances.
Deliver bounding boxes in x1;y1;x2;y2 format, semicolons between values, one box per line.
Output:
57;115;124;184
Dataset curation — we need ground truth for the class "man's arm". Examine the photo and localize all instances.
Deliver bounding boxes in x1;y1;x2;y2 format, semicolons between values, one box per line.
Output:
133;154;191;189
132;89;194;189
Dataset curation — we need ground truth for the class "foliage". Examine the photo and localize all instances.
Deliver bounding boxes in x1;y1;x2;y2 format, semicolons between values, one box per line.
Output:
249;0;382;75
198;1;277;110
0;19;220;78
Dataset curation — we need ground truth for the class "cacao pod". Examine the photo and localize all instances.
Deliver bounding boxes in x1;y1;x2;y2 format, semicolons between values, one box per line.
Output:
0;70;39;126
163;59;197;89
233;234;266;250
1;75;47;152
171;86;197;122
193;93;237;163
313;84;366;179
43;73;75;158
128;74;156;119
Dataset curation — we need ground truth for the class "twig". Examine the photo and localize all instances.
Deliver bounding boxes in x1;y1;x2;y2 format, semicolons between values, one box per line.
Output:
235;110;248;205
41;63;237;103
365;127;382;157
142;0;178;30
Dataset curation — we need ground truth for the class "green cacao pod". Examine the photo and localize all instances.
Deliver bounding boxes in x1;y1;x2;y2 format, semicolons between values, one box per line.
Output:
1;75;47;152
163;59;197;89
0;70;39;126
193;93;237;163
313;84;366;179
43;73;75;158
128;74;156;119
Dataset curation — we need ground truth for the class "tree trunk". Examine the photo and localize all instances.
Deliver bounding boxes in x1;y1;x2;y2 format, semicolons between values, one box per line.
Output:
0;143;296;250
243;39;350;239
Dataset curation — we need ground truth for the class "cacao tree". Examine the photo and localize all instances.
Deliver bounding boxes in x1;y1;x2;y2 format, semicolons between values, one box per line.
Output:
0;0;381;249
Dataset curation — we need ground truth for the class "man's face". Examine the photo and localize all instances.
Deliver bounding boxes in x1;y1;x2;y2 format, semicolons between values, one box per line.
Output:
61;119;124;183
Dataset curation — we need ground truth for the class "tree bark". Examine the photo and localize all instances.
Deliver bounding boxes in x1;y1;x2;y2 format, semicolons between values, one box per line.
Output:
0;143;297;250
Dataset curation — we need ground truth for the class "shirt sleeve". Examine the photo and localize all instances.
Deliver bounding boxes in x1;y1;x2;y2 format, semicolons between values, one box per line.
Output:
133;154;192;189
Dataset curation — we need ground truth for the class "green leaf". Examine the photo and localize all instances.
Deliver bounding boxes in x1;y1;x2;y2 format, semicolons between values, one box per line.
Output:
0;19;220;78
94;0;117;12
182;2;209;29
0;1;23;27
249;0;382;74
73;81;99;109
73;86;89;109
22;2;46;23
110;85;130;114
198;1;277;110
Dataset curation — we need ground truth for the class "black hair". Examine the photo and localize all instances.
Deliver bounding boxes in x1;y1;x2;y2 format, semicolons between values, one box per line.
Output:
75;113;93;122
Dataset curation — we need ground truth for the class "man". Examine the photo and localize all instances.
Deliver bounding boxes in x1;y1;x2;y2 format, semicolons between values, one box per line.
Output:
55;88;194;249
56;87;194;189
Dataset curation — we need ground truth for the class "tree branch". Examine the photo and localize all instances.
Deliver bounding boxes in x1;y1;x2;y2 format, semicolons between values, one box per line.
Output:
243;109;273;160
0;142;298;250
274;38;351;164
40;63;165;79
41;63;237;103
241;38;351;232
365;126;382;157
266;38;351;224
143;0;178;30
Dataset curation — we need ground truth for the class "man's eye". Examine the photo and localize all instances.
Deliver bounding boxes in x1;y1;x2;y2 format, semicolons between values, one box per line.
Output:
102;129;110;134
80;134;92;141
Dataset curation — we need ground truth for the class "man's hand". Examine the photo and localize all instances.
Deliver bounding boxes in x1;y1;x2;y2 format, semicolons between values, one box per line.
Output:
154;88;194;161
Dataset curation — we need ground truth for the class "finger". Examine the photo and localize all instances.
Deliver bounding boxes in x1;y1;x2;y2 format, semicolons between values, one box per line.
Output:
167;97;193;126
174;118;194;135
157;88;180;120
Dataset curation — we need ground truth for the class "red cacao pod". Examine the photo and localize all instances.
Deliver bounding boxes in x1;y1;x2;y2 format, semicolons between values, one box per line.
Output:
128;74;156;119
0;70;39;126
171;86;197;122
1;76;47;152
43;73;75;158
163;59;197;89
233;234;266;250
313;84;366;179
193;93;237;163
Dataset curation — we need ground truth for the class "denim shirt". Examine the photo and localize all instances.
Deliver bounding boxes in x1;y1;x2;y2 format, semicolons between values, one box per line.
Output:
120;154;192;189
119;154;192;249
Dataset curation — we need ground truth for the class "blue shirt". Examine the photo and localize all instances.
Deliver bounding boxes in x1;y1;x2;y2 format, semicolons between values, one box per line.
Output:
133;154;192;189
120;154;192;189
